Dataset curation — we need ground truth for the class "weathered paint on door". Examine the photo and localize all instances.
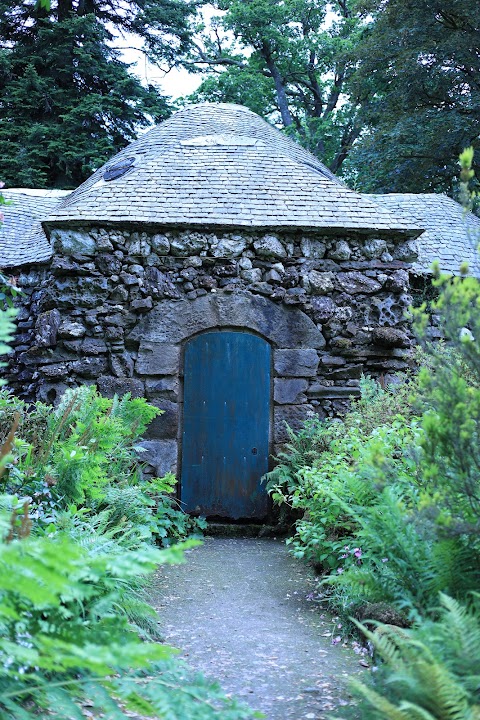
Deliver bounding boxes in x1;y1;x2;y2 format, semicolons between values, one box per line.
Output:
181;331;271;519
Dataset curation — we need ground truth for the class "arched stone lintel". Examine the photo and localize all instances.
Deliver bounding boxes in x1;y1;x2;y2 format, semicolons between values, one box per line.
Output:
128;291;325;350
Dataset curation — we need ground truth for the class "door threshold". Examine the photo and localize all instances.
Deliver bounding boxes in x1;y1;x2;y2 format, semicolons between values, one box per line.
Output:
205;522;286;538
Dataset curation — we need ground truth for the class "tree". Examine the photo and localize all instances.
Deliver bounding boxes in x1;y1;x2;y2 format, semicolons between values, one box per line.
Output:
0;0;200;188
185;0;367;174
345;0;480;193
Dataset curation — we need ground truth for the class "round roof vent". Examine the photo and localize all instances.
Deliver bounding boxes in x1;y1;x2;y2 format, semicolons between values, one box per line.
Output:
103;156;135;181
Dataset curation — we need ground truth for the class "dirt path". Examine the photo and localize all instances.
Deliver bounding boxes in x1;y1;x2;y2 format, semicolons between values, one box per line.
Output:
151;537;366;720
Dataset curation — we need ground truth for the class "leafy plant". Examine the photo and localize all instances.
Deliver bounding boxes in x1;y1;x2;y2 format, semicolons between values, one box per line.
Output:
267;367;480;621
324;485;467;621
0;305;255;719
0;385;205;546
350;594;480;720
266;377;421;575
0;309;15;386
0;501;255;719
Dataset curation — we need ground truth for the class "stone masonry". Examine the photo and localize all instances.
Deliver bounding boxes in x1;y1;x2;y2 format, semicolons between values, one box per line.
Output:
7;225;415;477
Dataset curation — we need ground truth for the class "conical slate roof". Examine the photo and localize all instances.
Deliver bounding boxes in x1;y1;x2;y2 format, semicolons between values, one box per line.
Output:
46;103;421;236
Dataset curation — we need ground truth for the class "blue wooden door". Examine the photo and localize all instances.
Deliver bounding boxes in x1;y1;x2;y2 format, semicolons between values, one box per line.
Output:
182;331;271;519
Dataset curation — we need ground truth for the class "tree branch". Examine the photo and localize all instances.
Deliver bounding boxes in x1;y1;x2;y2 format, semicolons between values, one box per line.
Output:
329;121;362;173
325;67;346;115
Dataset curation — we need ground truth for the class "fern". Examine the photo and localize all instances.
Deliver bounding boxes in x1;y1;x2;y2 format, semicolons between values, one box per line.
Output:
352;595;480;720
101;484;154;528
0;505;252;720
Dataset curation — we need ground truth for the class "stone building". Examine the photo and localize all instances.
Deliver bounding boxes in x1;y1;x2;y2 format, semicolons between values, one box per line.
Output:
1;103;479;519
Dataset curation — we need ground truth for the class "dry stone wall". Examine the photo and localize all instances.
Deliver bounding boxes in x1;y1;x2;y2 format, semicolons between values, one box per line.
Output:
7;226;416;477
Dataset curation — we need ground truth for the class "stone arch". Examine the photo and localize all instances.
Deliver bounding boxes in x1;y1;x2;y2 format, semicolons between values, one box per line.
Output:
129;291;325;349
130;292;326;482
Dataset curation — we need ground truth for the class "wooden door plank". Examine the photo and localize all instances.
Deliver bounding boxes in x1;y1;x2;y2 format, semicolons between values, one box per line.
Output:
181;331;270;519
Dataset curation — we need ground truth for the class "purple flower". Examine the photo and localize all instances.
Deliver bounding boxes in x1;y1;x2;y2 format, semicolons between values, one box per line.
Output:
353;548;362;558
337;567;344;574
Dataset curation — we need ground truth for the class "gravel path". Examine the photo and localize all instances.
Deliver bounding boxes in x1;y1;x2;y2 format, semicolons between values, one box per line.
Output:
151;537;366;720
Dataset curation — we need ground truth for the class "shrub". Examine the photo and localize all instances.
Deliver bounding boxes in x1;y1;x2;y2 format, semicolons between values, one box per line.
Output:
0;308;252;719
0;385;205;546
350;594;480;720
0;500;254;719
266;377;422;576
267;367;480;621
413;272;480;540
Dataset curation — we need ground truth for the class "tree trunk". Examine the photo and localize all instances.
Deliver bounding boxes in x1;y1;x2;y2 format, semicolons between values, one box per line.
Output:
261;43;293;127
307;51;323;117
329;123;362;173
325;68;346;116
78;0;96;16
57;0;74;21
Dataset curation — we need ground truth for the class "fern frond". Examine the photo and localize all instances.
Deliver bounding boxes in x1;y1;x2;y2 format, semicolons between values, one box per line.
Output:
351;621;407;668
439;593;480;659
396;701;439;720
350;678;410;720
414;660;470;720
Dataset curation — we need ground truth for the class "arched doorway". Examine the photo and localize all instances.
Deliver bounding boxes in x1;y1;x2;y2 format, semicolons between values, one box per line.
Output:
181;330;271;519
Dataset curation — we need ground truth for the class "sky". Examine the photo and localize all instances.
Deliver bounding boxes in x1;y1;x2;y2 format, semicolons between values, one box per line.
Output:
117;3;337;102
116;5;219;101
119;43;204;99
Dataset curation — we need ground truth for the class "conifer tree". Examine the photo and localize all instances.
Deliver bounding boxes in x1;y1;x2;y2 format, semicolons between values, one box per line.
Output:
0;0;199;188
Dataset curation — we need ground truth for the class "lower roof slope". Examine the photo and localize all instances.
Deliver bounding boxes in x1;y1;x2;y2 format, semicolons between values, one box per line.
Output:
0;190;70;267
372;193;480;276
46;104;421;237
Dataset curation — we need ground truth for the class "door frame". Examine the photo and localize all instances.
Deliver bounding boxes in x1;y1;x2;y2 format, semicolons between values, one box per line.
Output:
178;327;274;516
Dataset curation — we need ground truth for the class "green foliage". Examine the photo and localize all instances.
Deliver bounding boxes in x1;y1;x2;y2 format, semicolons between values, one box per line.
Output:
188;61;277;120
350;594;480;720
185;0;365;174
267;365;480;621
0;0;199;188
266;376;415;502
0;385;205;546
266;377;420;567
0;505;254;719
185;0;480;189
345;0;480;193
0;309;16;384
324;486;470;620
0;272;22;311
458;147;478;212
0;318;253;718
411;232;480;535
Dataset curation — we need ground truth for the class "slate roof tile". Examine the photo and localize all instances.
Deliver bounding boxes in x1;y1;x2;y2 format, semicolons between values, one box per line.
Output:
372;193;480;275
4;106;477;273
0;189;71;267
46;104;421;236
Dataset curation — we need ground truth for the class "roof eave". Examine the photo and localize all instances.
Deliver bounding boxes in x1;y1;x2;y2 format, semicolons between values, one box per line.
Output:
43;217;423;239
